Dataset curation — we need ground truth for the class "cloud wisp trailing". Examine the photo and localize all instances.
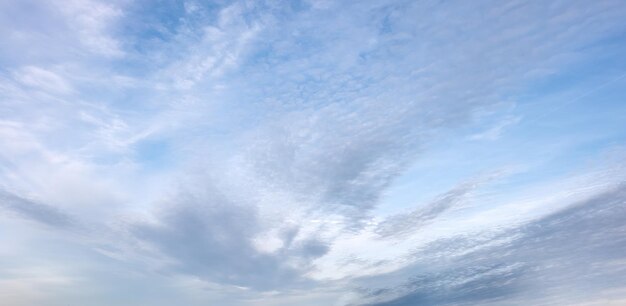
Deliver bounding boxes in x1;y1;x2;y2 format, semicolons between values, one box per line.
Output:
0;189;75;229
356;184;626;306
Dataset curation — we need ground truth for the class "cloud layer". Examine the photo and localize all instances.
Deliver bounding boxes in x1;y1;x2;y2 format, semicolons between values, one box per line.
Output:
1;0;626;305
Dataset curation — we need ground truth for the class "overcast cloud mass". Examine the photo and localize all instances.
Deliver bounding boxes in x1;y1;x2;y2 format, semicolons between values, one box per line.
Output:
1;0;626;305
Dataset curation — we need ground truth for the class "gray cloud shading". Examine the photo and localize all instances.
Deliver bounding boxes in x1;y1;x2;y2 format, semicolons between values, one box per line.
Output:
375;177;490;238
132;191;329;291
0;189;74;229
234;0;626;227
355;184;626;306
247;107;419;225
0;0;625;305
127;0;626;292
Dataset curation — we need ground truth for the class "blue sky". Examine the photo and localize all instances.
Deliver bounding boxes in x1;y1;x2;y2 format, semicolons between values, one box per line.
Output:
1;0;626;305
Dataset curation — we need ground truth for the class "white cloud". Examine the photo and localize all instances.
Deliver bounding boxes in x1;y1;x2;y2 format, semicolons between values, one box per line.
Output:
1;0;626;305
55;0;124;57
13;66;74;94
468;116;522;141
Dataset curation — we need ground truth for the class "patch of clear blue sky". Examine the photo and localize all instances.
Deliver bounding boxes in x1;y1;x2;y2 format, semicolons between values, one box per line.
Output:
379;32;626;215
134;137;172;171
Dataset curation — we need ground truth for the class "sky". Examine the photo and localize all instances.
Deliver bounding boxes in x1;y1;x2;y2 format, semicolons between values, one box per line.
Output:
1;0;626;305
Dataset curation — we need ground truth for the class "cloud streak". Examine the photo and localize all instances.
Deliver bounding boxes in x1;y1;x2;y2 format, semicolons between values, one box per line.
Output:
0;189;74;229
356;184;626;306
375;174;500;238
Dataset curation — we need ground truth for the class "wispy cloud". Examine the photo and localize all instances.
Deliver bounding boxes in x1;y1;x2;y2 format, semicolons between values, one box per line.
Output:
468;116;521;141
356;184;626;306
375;173;501;238
0;189;74;229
